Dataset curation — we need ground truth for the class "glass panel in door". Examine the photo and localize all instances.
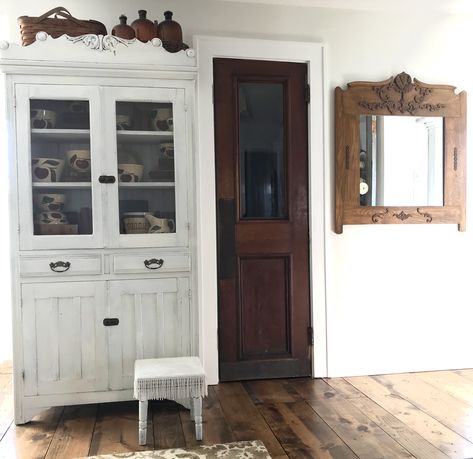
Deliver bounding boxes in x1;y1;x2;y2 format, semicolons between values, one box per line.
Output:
238;82;287;219
30;99;93;237
16;84;103;250
115;101;176;237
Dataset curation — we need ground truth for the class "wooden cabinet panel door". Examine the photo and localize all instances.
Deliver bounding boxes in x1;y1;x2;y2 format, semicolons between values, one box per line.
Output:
108;277;192;390
214;58;311;381
22;282;108;395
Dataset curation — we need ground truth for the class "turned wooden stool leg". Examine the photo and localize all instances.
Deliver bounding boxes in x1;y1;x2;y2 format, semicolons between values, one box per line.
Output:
193;396;203;440
134;358;207;443
189;397;195;420
138;400;148;446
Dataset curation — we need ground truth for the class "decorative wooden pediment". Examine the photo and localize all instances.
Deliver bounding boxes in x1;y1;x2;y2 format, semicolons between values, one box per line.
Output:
340;71;461;117
358;72;446;115
0;32;196;74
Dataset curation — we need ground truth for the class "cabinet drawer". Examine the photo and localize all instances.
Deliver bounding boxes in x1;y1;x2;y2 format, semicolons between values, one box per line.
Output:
112;253;190;274
20;255;102;277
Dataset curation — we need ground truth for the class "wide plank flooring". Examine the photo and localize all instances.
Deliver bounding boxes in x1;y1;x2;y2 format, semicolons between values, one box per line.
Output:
2;361;473;458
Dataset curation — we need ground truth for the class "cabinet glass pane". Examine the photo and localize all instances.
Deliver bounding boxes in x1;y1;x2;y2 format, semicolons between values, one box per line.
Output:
30;99;93;236
116;102;176;235
239;82;287;219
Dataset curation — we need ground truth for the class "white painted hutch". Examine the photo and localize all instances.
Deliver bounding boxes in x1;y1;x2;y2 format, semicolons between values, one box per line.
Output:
0;33;198;424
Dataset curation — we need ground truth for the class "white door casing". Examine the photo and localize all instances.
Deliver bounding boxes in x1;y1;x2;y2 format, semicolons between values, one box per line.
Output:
194;36;328;383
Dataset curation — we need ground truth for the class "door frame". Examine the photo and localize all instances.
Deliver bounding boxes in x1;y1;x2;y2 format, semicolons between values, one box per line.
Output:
195;36;328;384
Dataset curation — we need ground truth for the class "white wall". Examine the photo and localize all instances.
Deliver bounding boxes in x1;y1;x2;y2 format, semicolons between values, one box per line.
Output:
1;0;473;376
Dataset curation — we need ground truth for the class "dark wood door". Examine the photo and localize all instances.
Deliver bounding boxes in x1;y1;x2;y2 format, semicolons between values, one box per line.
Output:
214;58;311;381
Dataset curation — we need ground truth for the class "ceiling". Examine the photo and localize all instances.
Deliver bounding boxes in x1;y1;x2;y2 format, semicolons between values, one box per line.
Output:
217;0;473;13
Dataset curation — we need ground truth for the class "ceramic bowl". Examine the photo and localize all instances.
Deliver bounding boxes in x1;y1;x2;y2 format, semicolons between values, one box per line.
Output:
150;107;173;131
159;142;174;159
34;193;66;212
123;212;150;234
35;211;68;225
116;114;132;130
65;149;91;173
67;101;89;114
118;163;144;182
30;109;57;129
118;151;138;164
32;158;65;182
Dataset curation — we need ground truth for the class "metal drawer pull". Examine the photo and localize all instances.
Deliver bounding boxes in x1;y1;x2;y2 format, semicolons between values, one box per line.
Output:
99;175;116;184
144;258;164;270
103;318;119;326
49;261;71;272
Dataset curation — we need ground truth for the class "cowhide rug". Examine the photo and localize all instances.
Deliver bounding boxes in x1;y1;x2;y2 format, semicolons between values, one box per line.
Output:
80;440;271;459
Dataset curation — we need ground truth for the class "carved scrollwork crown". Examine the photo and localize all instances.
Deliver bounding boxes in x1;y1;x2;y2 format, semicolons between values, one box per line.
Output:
370;208;433;224
357;72;447;115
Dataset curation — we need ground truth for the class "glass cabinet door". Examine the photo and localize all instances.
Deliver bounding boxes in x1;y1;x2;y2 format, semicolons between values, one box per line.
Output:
104;87;189;248
16;85;104;250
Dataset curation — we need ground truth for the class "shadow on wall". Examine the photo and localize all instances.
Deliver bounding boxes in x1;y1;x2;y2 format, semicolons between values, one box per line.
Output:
0;74;13;363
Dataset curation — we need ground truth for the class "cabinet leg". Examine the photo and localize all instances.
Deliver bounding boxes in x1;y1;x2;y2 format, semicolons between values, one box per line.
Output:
138;400;148;446
193;397;202;440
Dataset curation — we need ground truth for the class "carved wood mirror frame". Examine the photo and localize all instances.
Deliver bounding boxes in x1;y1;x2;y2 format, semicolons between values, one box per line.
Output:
335;72;466;234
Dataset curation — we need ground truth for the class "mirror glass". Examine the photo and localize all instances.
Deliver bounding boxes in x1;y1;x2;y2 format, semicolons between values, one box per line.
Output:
359;115;444;207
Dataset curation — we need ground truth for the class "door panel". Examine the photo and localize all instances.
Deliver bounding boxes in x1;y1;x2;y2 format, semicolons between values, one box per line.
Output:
102;87;189;249
16;84;104;250
22;282;108;395
108;277;191;390
239;256;291;357
215;58;311;381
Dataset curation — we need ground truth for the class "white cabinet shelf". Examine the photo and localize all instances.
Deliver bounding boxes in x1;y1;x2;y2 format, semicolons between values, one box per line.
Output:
116;130;173;144
31;129;90;142
118;182;175;189
32;182;92;189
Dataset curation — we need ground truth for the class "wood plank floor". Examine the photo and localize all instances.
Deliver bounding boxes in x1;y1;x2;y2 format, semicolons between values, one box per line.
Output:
2;362;473;458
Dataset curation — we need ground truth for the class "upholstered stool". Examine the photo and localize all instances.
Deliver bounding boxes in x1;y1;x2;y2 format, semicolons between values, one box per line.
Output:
134;357;207;445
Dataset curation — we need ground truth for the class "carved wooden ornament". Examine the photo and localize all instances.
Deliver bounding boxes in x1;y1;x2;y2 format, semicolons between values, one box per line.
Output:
335;72;466;233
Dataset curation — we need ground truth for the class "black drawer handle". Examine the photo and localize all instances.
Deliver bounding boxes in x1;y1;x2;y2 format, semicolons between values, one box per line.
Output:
49;261;70;272
103;318;119;326
99;175;116;184
144;258;164;270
